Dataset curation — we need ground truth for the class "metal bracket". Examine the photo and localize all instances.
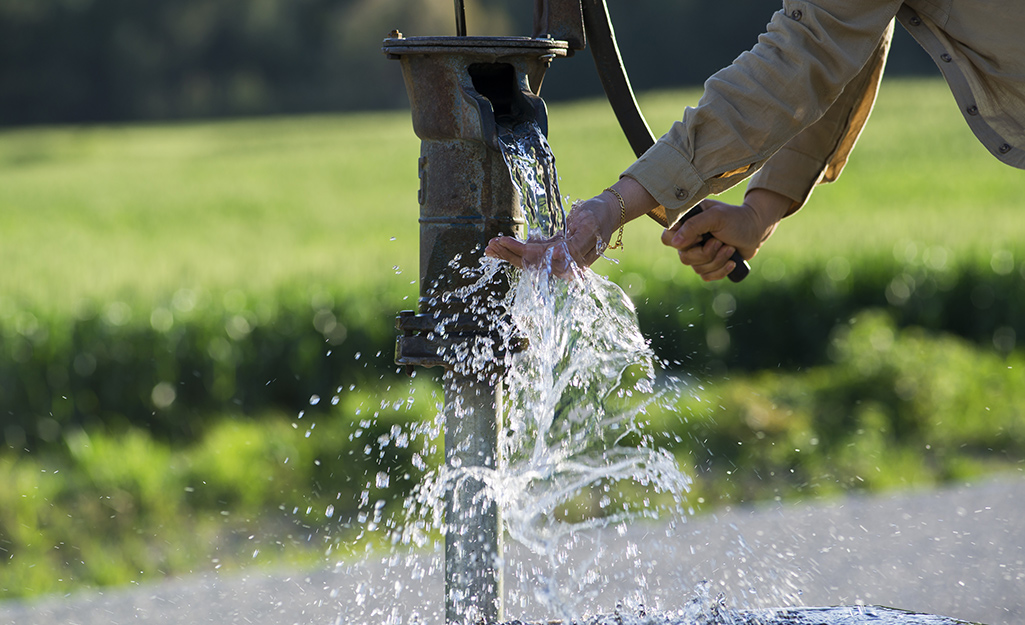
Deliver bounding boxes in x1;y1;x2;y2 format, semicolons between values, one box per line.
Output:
395;310;527;374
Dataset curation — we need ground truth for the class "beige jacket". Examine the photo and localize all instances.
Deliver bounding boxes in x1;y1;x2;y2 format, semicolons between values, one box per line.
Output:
624;0;1025;227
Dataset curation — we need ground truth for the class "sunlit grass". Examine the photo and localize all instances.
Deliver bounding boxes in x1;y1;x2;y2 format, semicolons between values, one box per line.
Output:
0;113;423;316
1;78;1019;317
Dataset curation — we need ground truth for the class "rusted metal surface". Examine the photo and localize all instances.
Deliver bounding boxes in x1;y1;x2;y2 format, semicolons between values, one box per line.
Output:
395;311;526;371
384;36;566;624
384;36;566;370
443;373;503;625
532;0;586;51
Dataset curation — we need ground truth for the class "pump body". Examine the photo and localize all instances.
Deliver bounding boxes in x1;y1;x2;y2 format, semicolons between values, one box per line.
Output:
385;35;567;625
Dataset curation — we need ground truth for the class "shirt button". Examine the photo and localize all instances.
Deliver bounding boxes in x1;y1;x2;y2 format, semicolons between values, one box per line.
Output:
999;143;1012;154
674;187;689;200
790;9;803;20
909;16;922;26
966;105;979;116
940;53;952;62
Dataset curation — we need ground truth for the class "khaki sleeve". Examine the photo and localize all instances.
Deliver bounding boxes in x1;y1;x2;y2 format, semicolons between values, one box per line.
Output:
623;0;903;227
747;20;894;215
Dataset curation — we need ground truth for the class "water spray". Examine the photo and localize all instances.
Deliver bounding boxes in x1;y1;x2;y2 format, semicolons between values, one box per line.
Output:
384;3;977;624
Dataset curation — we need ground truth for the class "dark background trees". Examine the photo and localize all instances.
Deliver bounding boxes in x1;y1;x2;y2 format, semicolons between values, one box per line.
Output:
1;0;935;126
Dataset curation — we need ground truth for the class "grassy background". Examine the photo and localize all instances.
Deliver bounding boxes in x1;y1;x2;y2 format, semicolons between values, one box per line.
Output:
0;113;421;316
1;78;1018;317
1;77;1024;600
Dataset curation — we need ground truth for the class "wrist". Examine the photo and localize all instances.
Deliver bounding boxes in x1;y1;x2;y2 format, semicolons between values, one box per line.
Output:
744;188;792;229
600;188;627;250
610;176;660;222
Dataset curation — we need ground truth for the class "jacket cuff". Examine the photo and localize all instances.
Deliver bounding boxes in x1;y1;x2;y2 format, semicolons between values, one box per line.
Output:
622;139;708;226
746;146;825;215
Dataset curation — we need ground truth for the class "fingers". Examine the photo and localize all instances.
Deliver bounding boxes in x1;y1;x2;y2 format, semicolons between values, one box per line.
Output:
659;220;683;247
676;237;737;281
662;204;720;250
659;202;746;282
485;236;578;277
484;237;527;268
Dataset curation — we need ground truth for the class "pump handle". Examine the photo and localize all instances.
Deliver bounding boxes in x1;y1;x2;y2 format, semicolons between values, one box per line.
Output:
581;0;749;282
454;0;467;36
580;1;654;161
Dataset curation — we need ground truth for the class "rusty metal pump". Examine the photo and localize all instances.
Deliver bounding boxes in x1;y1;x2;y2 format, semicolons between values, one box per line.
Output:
383;2;658;623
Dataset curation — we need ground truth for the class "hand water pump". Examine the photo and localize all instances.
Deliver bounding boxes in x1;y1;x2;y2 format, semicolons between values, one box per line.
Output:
383;2;665;623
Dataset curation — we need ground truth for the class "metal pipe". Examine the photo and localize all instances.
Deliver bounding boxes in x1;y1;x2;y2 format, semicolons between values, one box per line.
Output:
444;372;503;625
454;0;467;36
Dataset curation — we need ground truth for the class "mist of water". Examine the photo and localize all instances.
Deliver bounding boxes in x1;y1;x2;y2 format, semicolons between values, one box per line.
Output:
342;121;807;625
393;122;700;621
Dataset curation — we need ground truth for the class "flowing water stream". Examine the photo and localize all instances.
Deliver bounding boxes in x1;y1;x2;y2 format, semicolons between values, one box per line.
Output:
336;122;965;625
387;121;795;623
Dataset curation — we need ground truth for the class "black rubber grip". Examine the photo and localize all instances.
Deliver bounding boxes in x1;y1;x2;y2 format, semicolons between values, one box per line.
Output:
678;205;751;283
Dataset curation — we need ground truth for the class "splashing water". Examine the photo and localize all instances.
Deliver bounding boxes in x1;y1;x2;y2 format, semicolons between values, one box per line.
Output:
395;121;698;622
369;120;812;625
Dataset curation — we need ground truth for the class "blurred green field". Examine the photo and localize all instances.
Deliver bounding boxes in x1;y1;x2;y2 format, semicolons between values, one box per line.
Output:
0;77;1019;318
2;77;1024;600
0;113;422;316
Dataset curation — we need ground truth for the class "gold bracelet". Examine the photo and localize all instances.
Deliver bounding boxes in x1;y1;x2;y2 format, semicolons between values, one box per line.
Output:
604;187;626;251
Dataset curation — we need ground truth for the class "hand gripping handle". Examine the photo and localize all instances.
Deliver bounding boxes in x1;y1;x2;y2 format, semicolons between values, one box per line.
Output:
678;205;750;283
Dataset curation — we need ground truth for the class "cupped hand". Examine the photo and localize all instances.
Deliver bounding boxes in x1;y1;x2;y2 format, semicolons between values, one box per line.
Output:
483;234;574;276
484;193;621;276
661;188;792;281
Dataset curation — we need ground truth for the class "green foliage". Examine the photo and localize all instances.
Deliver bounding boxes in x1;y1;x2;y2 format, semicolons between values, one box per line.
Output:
0;380;440;599
633;250;1025;373
0;285;403;449
2;78;1024;600
654;311;1025;511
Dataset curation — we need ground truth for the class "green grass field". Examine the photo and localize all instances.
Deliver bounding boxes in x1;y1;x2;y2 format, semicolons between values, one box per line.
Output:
0;77;1019;319
1;77;1023;600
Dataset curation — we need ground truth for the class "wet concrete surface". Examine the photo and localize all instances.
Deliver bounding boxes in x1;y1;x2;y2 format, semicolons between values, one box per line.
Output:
2;474;1022;625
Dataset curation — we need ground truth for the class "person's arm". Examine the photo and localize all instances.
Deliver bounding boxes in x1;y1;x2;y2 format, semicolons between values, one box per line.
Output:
746;20;894;215
625;0;903;226
663;23;895;281
487;1;901;276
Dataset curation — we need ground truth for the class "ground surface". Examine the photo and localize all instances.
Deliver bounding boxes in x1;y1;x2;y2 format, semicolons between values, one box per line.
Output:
2;475;1021;625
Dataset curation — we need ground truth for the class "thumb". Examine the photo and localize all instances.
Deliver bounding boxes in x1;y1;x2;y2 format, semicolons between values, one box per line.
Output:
666;205;722;249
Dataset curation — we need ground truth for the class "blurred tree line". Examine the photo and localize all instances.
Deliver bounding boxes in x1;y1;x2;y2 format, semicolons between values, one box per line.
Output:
0;0;935;126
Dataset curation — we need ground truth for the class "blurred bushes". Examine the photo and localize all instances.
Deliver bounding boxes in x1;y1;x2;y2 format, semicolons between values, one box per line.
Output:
659;309;1025;510
4;252;1025;597
0;0;937;126
635;251;1025;373
3;253;1025;450
0;0;503;124
0;285;402;450
0;384;439;598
